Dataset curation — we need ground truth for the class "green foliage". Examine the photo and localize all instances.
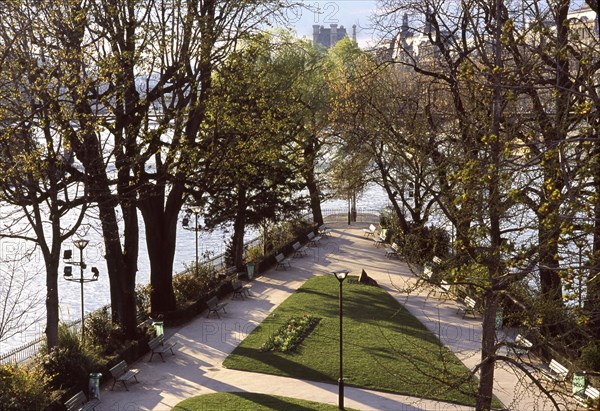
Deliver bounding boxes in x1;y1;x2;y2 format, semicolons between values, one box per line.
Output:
260;314;320;353
136;283;152;317
396;224;450;265
172;265;220;306
0;364;50;410
244;243;264;264
579;341;600;372
37;324;104;391
85;306;125;355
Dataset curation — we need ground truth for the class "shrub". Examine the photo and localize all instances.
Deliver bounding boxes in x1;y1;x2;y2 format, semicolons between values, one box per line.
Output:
85;306;125;355
172;264;220;306
136;283;152;316
38;324;104;391
579;341;600;372
0;364;50;410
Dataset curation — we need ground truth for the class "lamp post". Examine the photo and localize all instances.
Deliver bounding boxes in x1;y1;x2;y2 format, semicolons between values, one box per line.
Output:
332;269;350;410
183;204;202;276
63;239;99;340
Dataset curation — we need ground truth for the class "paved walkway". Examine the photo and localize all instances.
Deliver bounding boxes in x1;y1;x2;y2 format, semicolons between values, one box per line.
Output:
97;223;573;410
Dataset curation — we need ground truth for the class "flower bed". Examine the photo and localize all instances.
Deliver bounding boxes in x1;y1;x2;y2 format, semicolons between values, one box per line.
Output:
260;314;321;353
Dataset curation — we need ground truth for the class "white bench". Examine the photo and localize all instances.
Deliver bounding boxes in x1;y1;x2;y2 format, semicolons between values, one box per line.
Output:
541;359;569;383
65;390;99;411
385;242;400;259
457;296;477;318
148;335;178;362
514;334;533;356
292;241;307;258
109;360;140;391
576;385;599;407
373;229;388;247
275;253;291;270
363;224;377;237
206;296;228;318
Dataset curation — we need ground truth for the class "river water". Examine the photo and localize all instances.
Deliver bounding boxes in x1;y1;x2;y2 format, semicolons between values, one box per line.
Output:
0;184;390;355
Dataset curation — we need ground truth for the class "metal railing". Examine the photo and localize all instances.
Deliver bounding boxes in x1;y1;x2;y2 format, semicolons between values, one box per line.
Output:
0;207;383;365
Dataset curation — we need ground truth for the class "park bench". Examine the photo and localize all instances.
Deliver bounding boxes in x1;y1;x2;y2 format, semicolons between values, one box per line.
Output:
576;385;600;407
456;296;477;318
232;279;251;300
319;224;332;236
307;231;322;247
148;335;178;362
109;360;140;391
513;334;533;356
373;229;388;247
292;241;307;258
275;253;291;270
541;359;569;383
385;242;400;259
206;296;228;318
363;224;377;237
65;390;100;411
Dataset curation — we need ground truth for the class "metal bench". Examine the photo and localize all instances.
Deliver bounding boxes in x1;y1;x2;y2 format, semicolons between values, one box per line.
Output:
292;241;307;258
148;335;178;362
363;224;377;237
319;224;332;236
109;360;140;391
457;296;477;318
206;296;228;318
307;231;322;247
65;390;99;411
275;253;291;270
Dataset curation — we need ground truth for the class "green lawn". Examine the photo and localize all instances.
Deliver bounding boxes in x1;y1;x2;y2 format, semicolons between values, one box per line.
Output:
224;275;497;408
172;392;359;411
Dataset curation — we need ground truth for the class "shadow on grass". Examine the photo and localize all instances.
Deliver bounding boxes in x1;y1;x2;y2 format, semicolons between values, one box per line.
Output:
226;345;334;383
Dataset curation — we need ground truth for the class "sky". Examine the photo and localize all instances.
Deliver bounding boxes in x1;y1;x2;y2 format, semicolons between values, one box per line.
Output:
284;1;380;48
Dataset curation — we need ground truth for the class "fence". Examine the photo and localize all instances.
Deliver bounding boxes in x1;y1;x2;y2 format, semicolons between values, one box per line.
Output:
0;207;383;365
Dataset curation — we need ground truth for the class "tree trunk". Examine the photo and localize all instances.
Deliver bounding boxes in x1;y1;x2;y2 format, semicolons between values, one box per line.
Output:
139;189;182;314
231;188;248;268
477;291;497;411
45;264;59;351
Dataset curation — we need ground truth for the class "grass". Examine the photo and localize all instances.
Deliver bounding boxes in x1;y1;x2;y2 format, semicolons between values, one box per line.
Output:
223;275;501;408
172;392;359;410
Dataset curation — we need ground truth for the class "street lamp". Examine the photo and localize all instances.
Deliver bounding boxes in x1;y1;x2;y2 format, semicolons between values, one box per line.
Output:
183;204;202;276
332;269;350;410
63;239;99;340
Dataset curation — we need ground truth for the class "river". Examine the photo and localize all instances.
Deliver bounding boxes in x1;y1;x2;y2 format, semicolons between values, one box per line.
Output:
0;184;390;355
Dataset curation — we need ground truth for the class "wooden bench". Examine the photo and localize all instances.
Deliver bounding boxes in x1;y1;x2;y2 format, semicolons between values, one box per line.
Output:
457;296;477;318
232;279;251;299
307;231;322;247
206;296;228;318
373;228;388;247
292;241;307;258
541;359;569;383
65;390;100;411
275;253;291;270
148;335;178;362
363;224;377;237
109;360;140;391
385;242;400;259
576;385;600;407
